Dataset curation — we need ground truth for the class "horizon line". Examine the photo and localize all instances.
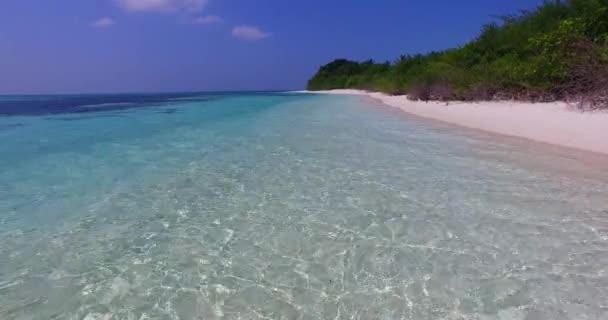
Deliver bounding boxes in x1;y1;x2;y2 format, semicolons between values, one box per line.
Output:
0;88;304;97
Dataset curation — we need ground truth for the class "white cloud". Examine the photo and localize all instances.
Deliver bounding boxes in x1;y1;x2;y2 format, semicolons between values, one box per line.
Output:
232;25;270;41
192;15;223;24
115;0;208;12
91;17;115;28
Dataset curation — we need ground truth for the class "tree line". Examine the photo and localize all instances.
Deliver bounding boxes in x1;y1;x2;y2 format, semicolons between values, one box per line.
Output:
307;0;608;109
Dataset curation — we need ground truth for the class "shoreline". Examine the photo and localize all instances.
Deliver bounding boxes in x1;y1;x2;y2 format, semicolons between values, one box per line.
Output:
296;89;608;156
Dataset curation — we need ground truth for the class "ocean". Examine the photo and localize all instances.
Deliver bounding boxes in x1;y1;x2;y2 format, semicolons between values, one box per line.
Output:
1;92;607;319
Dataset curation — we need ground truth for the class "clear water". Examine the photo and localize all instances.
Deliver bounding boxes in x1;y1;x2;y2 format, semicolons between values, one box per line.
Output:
1;93;608;320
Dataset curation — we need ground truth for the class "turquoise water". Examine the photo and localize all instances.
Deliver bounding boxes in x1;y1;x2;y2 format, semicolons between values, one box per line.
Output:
1;93;608;319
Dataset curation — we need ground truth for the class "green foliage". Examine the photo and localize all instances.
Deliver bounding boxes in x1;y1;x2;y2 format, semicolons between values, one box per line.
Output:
307;59;395;91
307;59;362;90
307;0;608;104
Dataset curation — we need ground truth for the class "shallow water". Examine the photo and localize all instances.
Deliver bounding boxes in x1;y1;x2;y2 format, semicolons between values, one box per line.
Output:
1;93;607;320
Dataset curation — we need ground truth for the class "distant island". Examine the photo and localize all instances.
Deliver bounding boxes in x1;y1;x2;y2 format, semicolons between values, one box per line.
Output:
307;0;608;110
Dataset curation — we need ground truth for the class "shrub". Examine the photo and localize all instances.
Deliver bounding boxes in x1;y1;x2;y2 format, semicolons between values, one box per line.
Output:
307;0;608;109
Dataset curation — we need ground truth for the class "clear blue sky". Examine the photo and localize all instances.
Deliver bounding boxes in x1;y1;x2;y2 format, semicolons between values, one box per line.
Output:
0;0;546;94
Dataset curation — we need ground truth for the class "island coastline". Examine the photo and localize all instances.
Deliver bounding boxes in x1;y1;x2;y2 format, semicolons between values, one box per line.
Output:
297;89;608;156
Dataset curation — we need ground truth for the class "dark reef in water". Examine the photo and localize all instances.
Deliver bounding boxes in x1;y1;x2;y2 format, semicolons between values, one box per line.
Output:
0;93;223;117
157;108;178;114
0;123;25;131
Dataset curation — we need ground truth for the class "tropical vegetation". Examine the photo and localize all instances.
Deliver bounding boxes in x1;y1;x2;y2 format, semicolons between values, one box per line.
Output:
307;0;608;109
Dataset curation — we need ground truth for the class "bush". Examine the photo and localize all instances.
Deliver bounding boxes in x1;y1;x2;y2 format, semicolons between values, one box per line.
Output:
307;0;608;109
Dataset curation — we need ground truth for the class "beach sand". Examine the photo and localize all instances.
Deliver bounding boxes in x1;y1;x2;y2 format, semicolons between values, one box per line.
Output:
299;89;608;156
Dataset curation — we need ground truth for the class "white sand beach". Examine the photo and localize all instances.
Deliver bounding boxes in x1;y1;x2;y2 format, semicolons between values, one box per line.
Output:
300;89;608;156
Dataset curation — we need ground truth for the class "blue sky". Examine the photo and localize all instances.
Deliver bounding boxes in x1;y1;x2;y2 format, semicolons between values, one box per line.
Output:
0;0;546;94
